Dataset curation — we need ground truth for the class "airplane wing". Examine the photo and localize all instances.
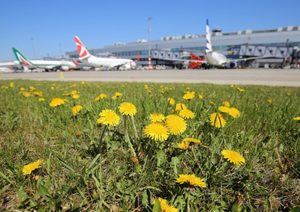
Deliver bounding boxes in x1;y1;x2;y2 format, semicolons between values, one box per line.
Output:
228;56;269;63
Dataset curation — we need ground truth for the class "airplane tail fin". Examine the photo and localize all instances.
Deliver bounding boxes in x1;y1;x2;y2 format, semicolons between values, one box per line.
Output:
74;36;91;60
12;48;33;68
205;19;213;53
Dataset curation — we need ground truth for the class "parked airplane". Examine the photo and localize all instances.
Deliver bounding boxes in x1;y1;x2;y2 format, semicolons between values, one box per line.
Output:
12;48;78;72
204;19;264;67
0;61;21;72
74;36;136;70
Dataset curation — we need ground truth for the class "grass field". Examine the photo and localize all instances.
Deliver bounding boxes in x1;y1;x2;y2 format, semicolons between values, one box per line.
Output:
0;80;299;211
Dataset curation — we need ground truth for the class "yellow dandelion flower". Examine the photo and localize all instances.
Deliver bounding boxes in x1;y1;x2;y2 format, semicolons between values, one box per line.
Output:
71;105;83;116
29;86;36;91
22;159;43;175
33;90;43;97
97;109;120;127
228;107;241;118
223;101;231;107
71;93;80;99
175;103;187;112
158;198;178;212
210;113;226;128
221;149;245;166
112;92;122;100
49;98;65;107
293;116;300;121
9;82;15;88
168;97;175;106
149;113;165;123
165;115;187;135
21;91;31;97
176;174;207;188
115;92;122;97
143;123;169;141
179;109;195;119
119;102;137;116
178;137;201;150
198;94;204;100
19;87;25;91
94;93;108;101
38;98;45;102
218;106;231;113
183;91;195;100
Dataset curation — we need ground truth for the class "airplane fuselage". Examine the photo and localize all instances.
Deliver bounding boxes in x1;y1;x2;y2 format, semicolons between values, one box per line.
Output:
86;55;136;70
205;51;229;67
28;60;77;71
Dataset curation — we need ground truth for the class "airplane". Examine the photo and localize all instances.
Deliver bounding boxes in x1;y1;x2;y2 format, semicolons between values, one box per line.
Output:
74;36;137;70
12;48;78;72
0;61;21;72
204;19;265;68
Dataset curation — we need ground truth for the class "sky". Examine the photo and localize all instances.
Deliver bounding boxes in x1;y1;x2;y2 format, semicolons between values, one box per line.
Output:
0;0;300;61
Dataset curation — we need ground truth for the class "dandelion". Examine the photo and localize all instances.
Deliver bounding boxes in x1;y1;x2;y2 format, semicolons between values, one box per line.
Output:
112;92;122;99
178;137;201;150
176;174;207;188
158;198;178;212
168;97;175;106
71;93;80;99
198;94;204;100
49;98;65;107
22;159;43;175
183;91;195;100
218;106;231;113
115;92;122;97
228;107;241;118
293;116;300;121
9;82;14;88
71;105;83;116
223;101;231;107
143;123;169;141
29;86;36;91
219;106;241;118
38;98;45;102
210;113;226;128
175;103;187;112
19;87;25;91
165;115;187;135
33;90;43;97
97;109;120;127
119;102;137;116
221;149;245;166
94;93;108;101
21;91;31;97
179;108;195;119
149;113;165;123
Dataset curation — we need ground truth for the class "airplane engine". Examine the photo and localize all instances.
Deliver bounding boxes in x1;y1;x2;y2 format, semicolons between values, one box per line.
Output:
61;66;70;71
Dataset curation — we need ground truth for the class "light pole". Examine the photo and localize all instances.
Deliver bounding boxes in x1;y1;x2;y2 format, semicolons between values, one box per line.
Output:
147;17;153;70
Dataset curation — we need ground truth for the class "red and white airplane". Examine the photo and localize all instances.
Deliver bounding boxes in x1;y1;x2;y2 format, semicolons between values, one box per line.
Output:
74;36;136;70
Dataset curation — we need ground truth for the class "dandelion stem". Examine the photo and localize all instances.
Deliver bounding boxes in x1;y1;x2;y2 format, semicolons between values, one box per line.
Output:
99;125;107;153
130;116;139;140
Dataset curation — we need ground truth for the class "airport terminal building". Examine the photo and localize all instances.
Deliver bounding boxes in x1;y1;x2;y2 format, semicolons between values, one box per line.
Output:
66;26;300;68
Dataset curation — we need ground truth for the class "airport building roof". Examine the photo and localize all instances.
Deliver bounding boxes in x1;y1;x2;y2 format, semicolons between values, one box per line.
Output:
66;26;300;58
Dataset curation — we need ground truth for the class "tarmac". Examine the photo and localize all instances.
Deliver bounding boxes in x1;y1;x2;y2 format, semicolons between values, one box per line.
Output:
1;69;300;87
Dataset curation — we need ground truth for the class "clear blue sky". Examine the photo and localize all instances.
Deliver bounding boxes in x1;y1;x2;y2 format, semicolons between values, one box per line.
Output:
0;0;299;61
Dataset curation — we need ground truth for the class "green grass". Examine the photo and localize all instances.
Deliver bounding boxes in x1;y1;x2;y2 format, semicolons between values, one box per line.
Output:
0;80;299;211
